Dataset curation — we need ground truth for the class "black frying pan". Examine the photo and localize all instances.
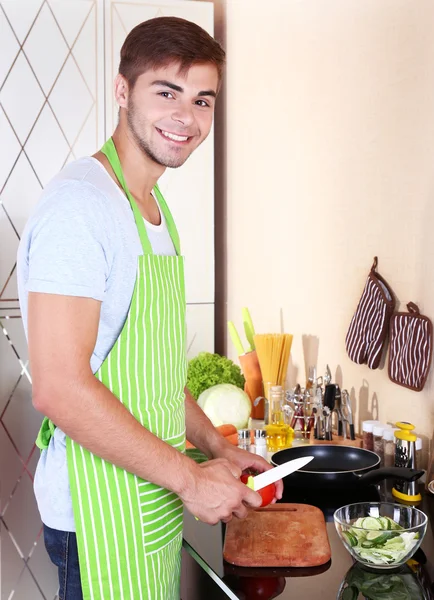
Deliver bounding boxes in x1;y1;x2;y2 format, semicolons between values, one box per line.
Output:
271;445;424;488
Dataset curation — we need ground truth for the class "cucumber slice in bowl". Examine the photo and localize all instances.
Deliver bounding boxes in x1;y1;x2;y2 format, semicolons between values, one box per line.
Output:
343;531;358;547
361;517;382;530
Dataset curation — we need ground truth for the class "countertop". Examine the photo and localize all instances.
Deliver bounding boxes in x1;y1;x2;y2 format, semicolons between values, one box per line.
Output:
183;481;434;600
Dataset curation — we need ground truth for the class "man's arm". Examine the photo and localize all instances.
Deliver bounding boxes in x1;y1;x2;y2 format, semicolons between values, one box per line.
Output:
184;387;233;457
30;292;195;494
29;292;262;522
185;387;284;502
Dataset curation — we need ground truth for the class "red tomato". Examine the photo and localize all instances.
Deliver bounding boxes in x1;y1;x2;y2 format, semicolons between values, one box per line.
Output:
240;473;276;507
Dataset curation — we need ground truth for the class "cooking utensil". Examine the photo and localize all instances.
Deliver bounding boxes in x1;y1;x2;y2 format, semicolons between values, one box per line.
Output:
324;364;332;386
246;455;314;491
393;422;422;502
341;389;356;440
322;406;332;441
323;385;336;440
314;385;323;439
333;386;345;438
271;445;424;489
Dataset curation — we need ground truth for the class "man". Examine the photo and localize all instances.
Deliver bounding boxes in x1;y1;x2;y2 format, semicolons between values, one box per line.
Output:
17;16;283;600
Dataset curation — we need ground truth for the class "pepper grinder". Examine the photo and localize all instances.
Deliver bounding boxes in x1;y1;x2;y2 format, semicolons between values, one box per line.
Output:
392;422;422;503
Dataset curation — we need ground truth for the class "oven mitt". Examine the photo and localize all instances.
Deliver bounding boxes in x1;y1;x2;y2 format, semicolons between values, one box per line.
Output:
388;302;433;391
345;257;395;369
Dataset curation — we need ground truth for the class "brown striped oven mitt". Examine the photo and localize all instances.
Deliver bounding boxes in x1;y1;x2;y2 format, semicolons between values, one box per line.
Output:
388;302;433;391
345;257;395;369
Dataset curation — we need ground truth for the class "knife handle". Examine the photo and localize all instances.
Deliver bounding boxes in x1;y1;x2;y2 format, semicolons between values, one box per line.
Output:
349;424;356;440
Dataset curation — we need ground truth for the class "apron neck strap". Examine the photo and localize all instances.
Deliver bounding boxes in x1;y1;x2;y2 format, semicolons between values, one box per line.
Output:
152;184;181;256
100;137;181;256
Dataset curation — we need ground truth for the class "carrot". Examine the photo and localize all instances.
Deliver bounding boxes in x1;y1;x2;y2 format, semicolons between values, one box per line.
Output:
216;424;237;438
186;424;238;450
225;433;239;446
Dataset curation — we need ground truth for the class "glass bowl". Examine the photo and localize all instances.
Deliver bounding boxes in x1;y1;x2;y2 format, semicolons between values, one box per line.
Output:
334;502;427;569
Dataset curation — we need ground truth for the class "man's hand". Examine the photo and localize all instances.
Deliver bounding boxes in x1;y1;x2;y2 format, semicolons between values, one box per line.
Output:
179;458;262;525
212;443;284;503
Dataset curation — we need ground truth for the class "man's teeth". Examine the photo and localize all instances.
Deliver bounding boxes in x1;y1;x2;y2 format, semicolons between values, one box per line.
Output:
160;130;189;142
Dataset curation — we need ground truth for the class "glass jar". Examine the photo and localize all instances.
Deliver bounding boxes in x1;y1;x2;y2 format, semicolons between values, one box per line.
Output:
383;427;397;468
373;424;386;464
265;386;293;452
362;420;380;451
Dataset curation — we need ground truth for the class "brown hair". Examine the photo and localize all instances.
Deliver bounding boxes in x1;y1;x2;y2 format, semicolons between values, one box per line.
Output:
119;16;225;90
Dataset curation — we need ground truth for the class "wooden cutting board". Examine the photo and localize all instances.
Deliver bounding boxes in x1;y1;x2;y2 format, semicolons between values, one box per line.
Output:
223;503;331;568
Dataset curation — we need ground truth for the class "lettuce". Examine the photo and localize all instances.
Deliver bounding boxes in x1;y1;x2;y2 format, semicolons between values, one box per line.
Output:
187;352;245;400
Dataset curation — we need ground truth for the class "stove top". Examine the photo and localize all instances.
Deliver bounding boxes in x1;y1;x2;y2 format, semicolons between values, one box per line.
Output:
280;484;382;521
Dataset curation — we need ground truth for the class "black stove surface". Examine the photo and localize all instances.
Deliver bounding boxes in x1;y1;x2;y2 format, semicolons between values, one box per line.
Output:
281;484;382;521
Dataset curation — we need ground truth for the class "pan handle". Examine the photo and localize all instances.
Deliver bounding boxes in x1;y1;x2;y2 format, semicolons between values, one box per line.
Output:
357;467;424;486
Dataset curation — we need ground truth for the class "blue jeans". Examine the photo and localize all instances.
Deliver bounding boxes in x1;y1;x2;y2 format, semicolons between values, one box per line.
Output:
43;525;83;600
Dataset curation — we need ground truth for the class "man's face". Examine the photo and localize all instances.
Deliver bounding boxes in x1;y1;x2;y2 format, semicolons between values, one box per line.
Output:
124;62;218;168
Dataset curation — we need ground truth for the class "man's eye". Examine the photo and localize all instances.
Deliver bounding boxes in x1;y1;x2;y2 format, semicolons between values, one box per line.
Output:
195;100;210;107
159;91;174;99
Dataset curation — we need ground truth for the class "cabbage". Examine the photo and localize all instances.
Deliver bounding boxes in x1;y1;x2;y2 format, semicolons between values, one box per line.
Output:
197;383;252;429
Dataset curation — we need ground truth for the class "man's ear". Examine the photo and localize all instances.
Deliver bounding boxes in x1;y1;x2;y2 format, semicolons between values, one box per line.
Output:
114;74;129;108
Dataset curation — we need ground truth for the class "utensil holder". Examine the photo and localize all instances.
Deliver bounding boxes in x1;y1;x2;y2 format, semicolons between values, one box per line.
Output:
309;429;363;448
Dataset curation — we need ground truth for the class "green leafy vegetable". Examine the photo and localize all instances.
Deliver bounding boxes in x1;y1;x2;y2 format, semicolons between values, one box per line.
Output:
341;516;420;566
187;352;245;400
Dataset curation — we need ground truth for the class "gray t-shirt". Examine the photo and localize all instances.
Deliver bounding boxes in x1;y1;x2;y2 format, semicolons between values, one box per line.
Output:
17;157;176;531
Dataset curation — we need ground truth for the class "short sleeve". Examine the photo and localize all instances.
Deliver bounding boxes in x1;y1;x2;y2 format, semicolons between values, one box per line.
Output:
26;182;113;301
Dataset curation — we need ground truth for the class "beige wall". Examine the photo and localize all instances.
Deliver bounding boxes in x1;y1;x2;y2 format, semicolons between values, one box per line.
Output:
224;0;434;451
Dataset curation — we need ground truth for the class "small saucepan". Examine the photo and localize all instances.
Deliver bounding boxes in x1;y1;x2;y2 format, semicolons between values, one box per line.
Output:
271;445;424;489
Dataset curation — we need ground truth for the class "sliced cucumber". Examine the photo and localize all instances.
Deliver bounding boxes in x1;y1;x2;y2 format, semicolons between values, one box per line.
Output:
378;517;391;530
365;530;384;541
384;516;403;531
343;531;358;547
361;517;382;530
343;514;419;566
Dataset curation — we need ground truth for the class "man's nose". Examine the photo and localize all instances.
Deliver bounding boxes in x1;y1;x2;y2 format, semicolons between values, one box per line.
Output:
171;103;195;128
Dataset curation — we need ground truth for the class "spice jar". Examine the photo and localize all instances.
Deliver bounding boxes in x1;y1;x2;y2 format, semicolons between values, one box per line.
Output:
362;420;380;451
383;427;396;468
373;424;386;464
238;429;251;451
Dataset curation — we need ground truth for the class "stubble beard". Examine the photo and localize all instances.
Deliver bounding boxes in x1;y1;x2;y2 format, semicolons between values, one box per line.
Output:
127;101;189;169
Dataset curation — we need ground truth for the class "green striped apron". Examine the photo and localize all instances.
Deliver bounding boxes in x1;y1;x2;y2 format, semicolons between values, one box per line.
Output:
36;137;187;599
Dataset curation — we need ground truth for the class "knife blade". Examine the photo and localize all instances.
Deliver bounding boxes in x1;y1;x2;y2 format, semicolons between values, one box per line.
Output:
247;456;314;491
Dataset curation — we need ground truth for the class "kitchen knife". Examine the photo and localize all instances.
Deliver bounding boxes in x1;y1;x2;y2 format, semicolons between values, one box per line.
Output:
194;455;315;521
246;456;314;491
